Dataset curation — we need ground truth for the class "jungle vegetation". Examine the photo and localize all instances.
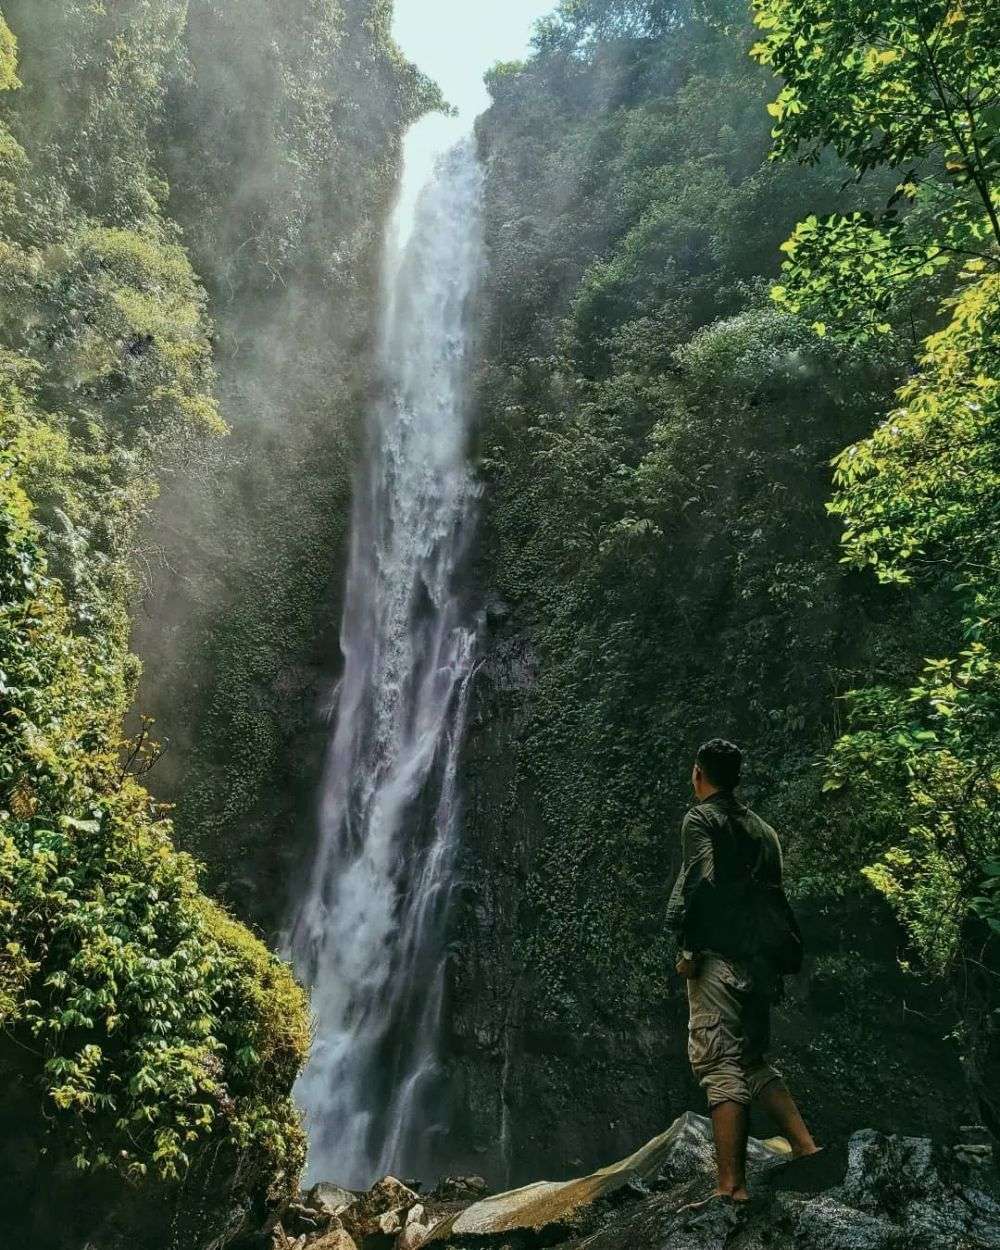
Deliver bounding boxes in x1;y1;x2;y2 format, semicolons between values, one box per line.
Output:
0;0;432;1241
0;0;996;1238
470;0;998;1143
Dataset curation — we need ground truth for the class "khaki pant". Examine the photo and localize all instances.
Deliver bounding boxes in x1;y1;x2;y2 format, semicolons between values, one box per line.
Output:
687;953;781;1108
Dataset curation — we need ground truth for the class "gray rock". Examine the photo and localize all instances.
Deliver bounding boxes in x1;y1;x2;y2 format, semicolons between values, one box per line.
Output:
429;1175;491;1203
339;1175;420;1243
427;1112;786;1242
425;1114;1000;1250
834;1128;1000;1248
304;1183;357;1218
307;1232;357;1250
788;1193;899;1250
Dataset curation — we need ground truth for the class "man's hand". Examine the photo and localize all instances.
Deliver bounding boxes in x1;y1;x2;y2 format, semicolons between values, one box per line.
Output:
675;954;699;979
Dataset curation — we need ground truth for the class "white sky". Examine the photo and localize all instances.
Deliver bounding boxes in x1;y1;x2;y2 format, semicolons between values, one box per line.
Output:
392;0;556;121
389;0;557;228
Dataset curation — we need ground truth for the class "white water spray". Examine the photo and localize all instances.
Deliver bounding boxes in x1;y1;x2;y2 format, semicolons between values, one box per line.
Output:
287;125;484;1187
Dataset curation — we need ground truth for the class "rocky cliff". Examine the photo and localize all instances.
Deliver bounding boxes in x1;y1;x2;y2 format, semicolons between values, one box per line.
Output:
437;0;981;1183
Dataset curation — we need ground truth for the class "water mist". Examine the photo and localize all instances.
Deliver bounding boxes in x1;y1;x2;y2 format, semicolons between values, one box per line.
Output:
287;126;484;1187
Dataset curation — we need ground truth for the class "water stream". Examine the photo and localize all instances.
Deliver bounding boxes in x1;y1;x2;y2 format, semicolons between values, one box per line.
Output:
287;128;484;1187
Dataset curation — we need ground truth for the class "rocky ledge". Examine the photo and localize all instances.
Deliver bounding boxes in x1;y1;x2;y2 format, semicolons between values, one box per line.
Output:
242;1113;1000;1250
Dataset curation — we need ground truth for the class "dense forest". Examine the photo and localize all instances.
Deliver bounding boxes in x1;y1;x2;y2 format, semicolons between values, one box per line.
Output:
0;0;997;1248
451;0;999;1179
0;1;433;1244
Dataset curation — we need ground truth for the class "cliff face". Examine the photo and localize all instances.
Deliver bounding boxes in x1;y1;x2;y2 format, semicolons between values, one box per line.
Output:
0;4;311;1244
447;625;970;1186
439;6;974;1184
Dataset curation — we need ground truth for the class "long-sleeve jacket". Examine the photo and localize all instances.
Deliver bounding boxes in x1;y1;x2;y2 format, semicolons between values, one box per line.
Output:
666;790;802;974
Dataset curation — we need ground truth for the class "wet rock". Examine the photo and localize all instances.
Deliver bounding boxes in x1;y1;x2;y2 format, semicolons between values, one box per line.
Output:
271;1228;308;1250
378;1208;404;1235
650;1109;790;1191
397;1227;431;1250
833;1127;1000;1246
428;1175;490;1203
485;597;511;627
305;1183;358;1218
370;1177;420;1210
427;1112;783;1243
424;1113;1000;1250
308;1231;358;1250
340;1176;420;1244
784;1192;899;1250
397;1205;435;1250
284;1201;327;1236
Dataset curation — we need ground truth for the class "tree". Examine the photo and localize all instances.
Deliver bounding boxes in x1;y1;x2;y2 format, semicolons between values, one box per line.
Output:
532;0;689;51
752;0;1000;1130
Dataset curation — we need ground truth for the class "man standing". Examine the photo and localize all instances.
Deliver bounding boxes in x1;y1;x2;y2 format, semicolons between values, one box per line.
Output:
667;738;820;1202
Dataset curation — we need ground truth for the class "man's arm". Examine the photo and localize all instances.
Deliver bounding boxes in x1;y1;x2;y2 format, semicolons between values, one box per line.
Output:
666;808;715;972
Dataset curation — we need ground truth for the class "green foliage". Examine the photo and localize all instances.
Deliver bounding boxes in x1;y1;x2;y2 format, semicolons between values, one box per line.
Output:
753;0;1000;966
0;370;307;1185
825;646;1000;971
752;0;1000;185
753;0;999;1117
531;0;733;50
465;0;987;1151
753;0;999;339
0;3;308;1198
0;14;16;91
473;0;915;1043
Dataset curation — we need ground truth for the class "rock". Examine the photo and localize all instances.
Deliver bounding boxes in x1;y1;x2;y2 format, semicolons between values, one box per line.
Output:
369;1176;420;1212
425;1114;1000;1250
428;1112;785;1242
785;1192;899;1250
396;1203;436;1249
305;1182;358;1218
308;1232;358;1250
397;1224;432;1250
485;597;511;626
428;1174;490;1203
339;1175;420;1243
283;1201;326;1235
378;1208;404;1235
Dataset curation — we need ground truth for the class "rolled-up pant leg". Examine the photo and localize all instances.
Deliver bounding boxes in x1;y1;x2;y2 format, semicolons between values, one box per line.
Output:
687;955;781;1108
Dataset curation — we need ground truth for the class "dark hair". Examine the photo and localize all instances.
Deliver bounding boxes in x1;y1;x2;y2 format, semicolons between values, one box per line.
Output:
695;739;743;790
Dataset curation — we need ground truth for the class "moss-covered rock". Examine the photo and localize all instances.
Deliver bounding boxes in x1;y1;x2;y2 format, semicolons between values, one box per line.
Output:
0;10;310;1243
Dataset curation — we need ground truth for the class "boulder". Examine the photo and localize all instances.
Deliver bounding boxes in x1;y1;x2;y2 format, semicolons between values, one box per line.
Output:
428;1175;489;1203
397;1224;432;1250
304;1183;357;1218
308;1232;358;1250
377;1208;404;1235
283;1202;327;1236
397;1204;435;1250
339;1175;419;1243
427;1112;783;1242
424;1114;1000;1250
836;1129;1000;1248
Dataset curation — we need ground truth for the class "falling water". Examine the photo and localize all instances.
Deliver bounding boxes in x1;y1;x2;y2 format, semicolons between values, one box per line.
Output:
286;127;484;1188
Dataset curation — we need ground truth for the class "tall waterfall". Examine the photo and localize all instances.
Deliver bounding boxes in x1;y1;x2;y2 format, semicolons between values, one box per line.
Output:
287;128;484;1188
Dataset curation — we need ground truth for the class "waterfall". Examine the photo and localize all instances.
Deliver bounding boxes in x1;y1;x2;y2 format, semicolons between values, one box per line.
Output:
287;127;484;1188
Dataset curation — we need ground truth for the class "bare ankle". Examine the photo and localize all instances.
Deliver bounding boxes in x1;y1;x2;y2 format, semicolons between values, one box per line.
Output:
714;1184;750;1201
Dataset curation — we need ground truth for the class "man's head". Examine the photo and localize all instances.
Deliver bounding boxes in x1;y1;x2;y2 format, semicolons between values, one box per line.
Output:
692;738;743;799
